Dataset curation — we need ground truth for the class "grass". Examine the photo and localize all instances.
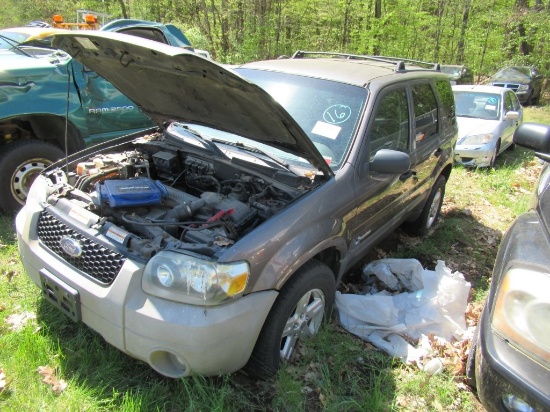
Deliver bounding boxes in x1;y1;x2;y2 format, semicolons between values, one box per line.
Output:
1;106;549;411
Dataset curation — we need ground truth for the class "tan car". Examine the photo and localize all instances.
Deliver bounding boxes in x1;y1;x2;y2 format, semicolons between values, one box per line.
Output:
17;33;458;378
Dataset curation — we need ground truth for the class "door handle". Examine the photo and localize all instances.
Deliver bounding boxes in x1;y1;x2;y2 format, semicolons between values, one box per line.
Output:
433;148;443;157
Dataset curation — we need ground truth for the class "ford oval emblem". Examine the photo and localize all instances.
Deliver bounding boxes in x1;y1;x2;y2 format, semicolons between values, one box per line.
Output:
60;236;83;257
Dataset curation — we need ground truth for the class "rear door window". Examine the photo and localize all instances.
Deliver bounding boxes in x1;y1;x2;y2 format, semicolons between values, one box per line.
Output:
116;28;169;44
412;84;438;146
506;91;521;112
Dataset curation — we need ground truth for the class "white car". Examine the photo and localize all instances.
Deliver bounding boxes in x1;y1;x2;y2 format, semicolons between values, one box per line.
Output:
453;85;523;167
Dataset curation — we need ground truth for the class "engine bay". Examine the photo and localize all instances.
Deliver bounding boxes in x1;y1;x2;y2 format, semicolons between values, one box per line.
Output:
42;131;317;260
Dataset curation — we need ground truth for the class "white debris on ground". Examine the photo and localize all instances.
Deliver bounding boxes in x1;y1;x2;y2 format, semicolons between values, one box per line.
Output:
335;259;471;374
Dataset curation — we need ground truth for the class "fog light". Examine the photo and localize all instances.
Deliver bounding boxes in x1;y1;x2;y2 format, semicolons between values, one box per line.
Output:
502;394;535;412
149;350;190;378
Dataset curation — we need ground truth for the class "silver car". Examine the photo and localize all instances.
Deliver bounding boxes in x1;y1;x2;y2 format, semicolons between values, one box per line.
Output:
453;85;523;167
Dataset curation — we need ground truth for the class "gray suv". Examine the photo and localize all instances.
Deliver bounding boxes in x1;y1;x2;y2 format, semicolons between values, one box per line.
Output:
16;33;457;378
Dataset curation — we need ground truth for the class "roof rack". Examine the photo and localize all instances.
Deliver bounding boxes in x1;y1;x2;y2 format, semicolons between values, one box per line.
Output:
290;51;441;72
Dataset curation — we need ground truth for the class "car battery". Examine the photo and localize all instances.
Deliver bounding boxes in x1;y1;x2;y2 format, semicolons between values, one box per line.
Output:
96;178;169;208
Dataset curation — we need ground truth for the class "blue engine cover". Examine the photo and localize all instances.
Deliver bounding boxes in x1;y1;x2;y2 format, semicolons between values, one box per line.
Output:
97;178;169;208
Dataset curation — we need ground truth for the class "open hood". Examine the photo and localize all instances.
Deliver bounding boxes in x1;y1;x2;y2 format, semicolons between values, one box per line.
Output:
52;31;332;176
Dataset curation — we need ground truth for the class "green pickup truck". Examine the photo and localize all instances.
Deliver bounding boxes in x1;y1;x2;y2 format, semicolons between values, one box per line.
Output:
0;19;194;212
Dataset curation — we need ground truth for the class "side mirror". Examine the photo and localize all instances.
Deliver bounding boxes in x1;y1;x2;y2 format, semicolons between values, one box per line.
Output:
370;149;411;174
504;111;520;121
513;123;550;154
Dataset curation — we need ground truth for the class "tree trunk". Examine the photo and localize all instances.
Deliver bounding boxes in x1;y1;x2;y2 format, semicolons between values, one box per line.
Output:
516;0;530;55
373;0;382;55
117;0;128;19
457;0;470;63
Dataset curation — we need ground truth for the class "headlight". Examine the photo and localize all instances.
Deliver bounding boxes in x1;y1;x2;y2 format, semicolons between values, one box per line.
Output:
492;267;550;367
517;84;530;92
460;133;493;145
142;251;249;305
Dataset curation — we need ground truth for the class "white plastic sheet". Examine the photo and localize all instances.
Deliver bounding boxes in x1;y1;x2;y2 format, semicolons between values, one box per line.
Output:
336;259;471;370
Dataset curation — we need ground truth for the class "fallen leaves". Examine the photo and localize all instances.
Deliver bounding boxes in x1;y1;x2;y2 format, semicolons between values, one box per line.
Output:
424;333;471;377
0;366;68;397
3;270;15;282
5;311;36;331
3;259;19;282
37;366;67;395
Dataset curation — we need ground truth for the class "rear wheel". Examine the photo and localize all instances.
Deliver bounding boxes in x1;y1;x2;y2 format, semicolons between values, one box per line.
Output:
244;260;335;378
0;140;65;212
403;175;446;236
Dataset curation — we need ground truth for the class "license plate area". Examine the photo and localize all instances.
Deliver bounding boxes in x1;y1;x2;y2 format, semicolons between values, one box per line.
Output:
39;270;81;322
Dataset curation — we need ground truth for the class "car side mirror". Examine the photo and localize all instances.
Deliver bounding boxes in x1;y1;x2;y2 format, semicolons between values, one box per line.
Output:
504;111;520;121
513;123;550;156
370;149;411;174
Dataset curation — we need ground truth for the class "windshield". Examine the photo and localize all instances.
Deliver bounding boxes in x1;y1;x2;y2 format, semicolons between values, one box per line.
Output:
232;68;367;169
441;66;461;76
19;35;56;49
494;67;530;79
454;91;501;120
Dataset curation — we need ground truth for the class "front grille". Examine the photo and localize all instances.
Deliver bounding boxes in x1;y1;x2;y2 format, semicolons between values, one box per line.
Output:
37;211;126;285
492;82;520;92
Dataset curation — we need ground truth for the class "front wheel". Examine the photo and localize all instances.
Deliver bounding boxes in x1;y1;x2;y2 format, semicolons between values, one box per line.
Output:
403;175;446;236
244;260;335;378
0;140;65;212
489;140;501;168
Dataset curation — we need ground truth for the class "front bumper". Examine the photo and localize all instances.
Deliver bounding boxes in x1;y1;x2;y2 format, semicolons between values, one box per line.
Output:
514;91;530;104
475;307;550;412
454;145;495;167
16;206;277;378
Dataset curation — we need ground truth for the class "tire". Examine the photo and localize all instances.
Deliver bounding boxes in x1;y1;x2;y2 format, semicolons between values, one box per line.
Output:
402;175;446;237
0;140;65;212
523;93;531;107
489;140;501;168
244;260;336;379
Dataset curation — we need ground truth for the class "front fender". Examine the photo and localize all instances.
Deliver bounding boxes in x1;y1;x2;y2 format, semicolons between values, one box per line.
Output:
270;221;347;291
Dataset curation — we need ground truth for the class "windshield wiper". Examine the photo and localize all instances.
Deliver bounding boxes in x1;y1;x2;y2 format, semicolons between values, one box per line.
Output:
211;138;300;174
0;34;33;58
168;124;227;158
